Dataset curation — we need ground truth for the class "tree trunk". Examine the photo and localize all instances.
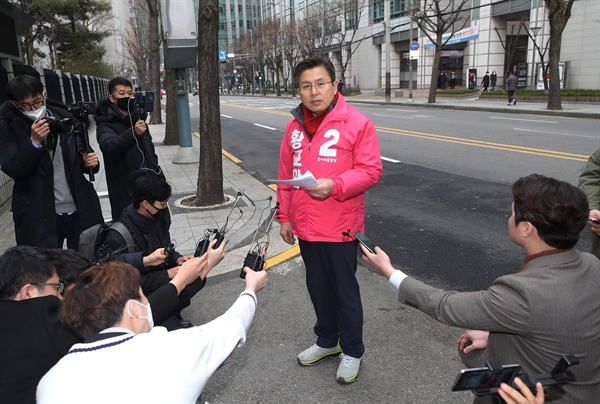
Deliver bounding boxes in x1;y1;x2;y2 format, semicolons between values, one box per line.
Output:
545;0;574;110
146;0;163;124
163;68;180;145
428;39;443;104
195;0;224;206
276;59;282;96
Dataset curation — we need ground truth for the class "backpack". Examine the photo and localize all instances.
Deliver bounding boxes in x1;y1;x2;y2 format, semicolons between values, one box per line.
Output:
78;221;135;262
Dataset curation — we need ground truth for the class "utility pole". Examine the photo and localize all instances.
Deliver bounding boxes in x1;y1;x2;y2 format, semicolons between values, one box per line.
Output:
384;0;391;102
249;30;255;95
408;17;414;104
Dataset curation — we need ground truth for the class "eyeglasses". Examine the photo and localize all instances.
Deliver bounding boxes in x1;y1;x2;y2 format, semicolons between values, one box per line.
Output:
16;98;45;112
299;81;333;94
31;282;65;294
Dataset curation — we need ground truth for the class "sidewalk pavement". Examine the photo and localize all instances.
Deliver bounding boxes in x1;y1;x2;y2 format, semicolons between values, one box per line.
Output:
346;89;600;118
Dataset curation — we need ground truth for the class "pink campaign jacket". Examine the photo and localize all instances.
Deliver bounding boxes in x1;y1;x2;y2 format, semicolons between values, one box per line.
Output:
276;95;382;242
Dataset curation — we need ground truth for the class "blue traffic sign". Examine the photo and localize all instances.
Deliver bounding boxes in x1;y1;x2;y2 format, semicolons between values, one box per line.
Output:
219;50;227;61
410;41;419;51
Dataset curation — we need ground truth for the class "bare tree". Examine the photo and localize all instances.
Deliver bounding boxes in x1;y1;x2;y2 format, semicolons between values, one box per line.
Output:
163;67;179;145
336;0;369;82
121;14;149;89
494;20;526;87
138;0;162;124
194;0;224;206
522;24;550;90
544;0;575;110
410;0;470;103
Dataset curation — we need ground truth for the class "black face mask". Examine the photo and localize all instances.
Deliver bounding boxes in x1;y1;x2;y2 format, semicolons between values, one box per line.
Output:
115;97;134;112
145;203;168;222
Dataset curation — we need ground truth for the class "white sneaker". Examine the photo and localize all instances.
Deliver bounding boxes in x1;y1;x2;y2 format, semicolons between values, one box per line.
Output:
297;343;342;366
336;353;362;384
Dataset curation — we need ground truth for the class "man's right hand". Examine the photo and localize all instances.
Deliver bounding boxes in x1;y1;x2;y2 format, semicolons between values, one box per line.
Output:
457;330;489;353
143;248;167;267
170;254;209;294
242;267;268;294
589;210;600;236
280;222;296;245
30;118;50;145
134;119;147;136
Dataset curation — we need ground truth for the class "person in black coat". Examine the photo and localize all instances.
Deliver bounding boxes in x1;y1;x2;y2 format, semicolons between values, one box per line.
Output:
94;77;163;221
0;75;103;250
0;246;82;404
98;172;215;327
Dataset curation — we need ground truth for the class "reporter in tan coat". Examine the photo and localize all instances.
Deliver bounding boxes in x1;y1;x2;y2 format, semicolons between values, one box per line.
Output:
362;174;600;403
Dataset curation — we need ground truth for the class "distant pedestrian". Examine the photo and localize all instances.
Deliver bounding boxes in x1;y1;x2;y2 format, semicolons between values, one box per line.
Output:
481;71;490;92
490;71;497;91
506;71;518;106
337;80;344;95
449;72;456;89
439;72;447;90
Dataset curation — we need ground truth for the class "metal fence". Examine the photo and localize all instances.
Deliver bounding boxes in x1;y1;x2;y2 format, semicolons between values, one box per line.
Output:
0;62;109;215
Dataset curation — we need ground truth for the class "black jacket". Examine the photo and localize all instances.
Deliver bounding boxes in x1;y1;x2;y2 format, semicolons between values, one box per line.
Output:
94;99;162;220
0;101;103;247
0;296;81;404
100;207;203;314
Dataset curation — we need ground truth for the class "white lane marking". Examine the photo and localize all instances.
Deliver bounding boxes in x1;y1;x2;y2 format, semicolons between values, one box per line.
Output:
513;128;599;139
386;108;421;111
373;113;407;118
221;114;233;118
413;115;434;118
381;156;401;163
254;123;276;130
490;116;557;124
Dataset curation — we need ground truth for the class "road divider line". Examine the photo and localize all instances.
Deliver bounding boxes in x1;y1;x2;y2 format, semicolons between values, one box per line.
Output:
489;116;557;123
264;244;301;269
193;132;200;138
381;156;401;163
221;114;232;118
254;123;276;130
268;184;277;191
512;128;599;139
219;102;292;116
376;126;588;161
222;149;242;163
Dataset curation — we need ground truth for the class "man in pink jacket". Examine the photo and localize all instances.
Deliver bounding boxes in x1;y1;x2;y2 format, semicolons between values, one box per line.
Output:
277;56;382;384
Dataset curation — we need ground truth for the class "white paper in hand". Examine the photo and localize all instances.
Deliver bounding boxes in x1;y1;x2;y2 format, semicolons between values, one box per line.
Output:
268;170;318;187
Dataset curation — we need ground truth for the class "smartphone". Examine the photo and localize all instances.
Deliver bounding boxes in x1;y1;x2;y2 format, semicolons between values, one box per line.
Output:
133;91;155;113
451;364;521;392
354;231;376;254
588;218;600;224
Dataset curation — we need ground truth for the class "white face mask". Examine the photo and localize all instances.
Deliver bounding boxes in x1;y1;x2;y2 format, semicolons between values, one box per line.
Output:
22;105;47;121
127;299;154;330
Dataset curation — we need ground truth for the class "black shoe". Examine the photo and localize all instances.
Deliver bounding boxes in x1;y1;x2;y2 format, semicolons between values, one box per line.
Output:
513;100;517;105
180;320;193;328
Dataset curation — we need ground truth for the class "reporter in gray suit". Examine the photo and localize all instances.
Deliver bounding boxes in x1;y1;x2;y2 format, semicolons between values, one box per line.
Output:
361;174;600;403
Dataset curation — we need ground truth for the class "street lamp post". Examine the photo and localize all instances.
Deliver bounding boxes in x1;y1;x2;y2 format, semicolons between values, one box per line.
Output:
384;0;391;102
249;30;255;95
408;17;414;104
530;26;541;90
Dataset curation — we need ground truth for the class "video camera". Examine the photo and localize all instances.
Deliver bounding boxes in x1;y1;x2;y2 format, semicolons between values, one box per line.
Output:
452;355;579;398
68;101;95;123
41;116;75;135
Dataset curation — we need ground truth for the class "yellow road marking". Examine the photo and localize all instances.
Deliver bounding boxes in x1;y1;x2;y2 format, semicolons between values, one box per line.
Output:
220;102;292;117
222;149;242;163
268;184;277;192
193;131;200;138
265;244;300;269
375;126;589;162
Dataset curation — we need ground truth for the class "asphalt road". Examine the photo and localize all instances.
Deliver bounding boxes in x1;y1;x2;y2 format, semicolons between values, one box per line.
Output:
191;96;594;291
